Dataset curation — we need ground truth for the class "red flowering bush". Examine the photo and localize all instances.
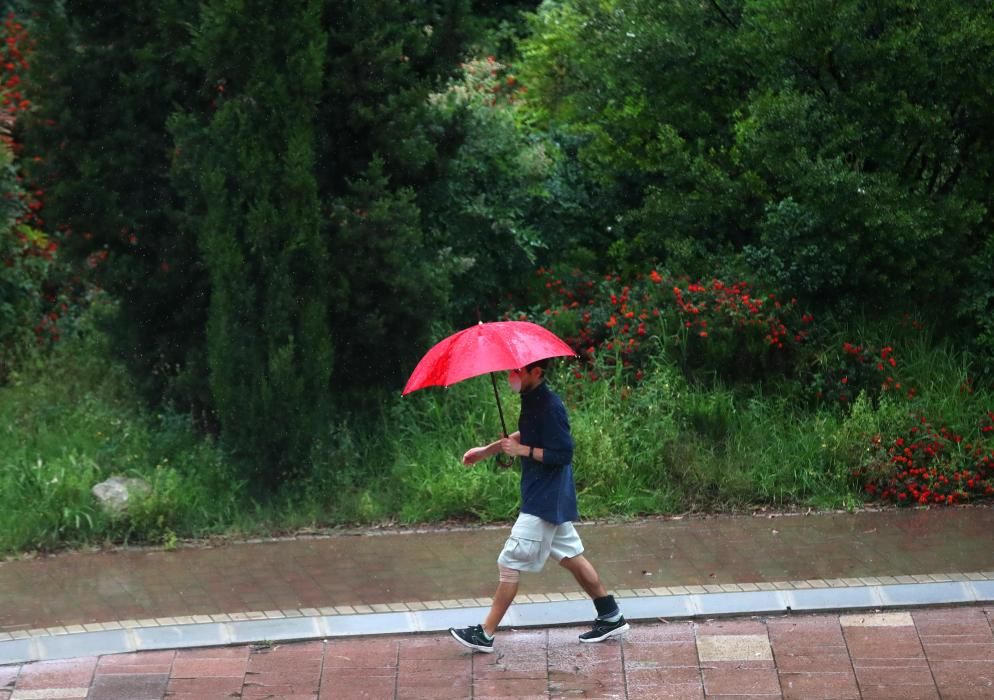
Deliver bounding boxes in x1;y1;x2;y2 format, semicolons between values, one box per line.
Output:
812;342;914;410
0;13;42;228
511;266;811;384
0;14;81;380
983;410;994;436
669;277;809;382
0;14;31;116
507;268;648;381
854;413;994;506
429;55;527;110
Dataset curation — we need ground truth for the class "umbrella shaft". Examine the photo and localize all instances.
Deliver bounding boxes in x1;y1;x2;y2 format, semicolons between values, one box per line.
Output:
490;372;509;437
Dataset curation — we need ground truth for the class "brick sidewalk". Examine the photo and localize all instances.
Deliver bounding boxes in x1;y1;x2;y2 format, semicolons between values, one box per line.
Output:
2;507;993;636
1;607;992;699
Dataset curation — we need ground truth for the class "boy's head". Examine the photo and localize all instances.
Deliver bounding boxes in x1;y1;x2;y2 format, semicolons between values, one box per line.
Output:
508;358;549;394
524;358;550;374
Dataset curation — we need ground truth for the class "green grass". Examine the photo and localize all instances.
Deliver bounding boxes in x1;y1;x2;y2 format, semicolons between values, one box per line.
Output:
0;302;248;553
2;306;991;556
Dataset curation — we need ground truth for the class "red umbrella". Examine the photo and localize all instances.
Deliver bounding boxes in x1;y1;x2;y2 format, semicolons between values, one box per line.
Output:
403;321;576;440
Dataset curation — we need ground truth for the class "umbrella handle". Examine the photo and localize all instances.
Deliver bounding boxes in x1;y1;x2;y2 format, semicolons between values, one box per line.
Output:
490;372;515;469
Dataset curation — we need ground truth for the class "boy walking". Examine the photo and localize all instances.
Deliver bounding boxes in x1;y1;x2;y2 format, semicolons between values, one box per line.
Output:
449;359;628;653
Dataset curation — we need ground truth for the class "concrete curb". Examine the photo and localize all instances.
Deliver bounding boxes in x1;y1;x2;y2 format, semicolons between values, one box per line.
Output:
3;577;992;665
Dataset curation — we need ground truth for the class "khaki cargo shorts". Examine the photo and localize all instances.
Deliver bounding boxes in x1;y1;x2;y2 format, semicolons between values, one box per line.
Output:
497;513;584;573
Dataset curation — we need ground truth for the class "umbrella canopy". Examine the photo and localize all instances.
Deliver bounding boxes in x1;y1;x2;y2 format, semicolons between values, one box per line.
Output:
402;321;576;396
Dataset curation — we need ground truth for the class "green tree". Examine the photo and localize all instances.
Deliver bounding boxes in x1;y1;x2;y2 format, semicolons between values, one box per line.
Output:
736;0;994;312
315;0;473;391
22;1;211;414
517;0;994;324
518;0;756;275
420;56;553;322
171;0;332;486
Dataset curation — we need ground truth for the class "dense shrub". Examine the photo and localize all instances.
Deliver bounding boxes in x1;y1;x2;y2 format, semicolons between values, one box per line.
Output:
0;236;84;383
517;0;994;326
810;342;912;410
0;14;83;382
422;56;552;322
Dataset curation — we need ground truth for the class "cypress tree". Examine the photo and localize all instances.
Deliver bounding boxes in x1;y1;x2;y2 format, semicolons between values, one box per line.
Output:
317;0;471;392
176;0;332;485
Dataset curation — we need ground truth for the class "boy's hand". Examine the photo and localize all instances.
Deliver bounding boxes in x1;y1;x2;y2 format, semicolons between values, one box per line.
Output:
499;437;524;457
462;447;489;466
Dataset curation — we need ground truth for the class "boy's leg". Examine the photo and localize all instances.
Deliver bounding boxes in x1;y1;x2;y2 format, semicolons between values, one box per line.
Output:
450;567;520;653
451;513;551;652
483;577;518;636
554;525;629;643
558;554;607;599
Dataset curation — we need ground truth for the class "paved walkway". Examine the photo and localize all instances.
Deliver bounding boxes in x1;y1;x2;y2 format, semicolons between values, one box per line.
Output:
1;608;992;698
3;507;993;637
1;506;993;697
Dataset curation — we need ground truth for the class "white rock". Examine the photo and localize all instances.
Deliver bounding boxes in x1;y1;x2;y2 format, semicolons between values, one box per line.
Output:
91;476;151;515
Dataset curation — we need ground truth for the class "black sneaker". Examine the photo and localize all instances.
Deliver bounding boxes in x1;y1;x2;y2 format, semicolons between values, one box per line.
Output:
449;624;495;653
578;616;629;643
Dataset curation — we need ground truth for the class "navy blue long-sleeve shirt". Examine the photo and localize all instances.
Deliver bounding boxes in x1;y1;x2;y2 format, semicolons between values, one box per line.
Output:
517;381;579;524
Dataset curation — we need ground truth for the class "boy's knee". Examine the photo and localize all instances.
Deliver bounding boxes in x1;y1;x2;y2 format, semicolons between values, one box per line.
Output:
498;565;520;583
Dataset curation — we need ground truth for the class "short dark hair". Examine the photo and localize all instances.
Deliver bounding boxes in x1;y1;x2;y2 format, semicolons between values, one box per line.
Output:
525;358;550;373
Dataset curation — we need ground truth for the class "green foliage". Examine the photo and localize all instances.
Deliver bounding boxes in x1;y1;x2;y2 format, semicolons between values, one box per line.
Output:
175;1;333;486
327;159;448;393
422;56;553;321
384;378;522;522
0;221;85;384
315;0;478;386
22;0;210;412
516;0;994;323
958;228;994;384
318;0;471;192
0;218;41;379
465;0;542;57
0;299;245;554
518;0;754;272
565;358;683;514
